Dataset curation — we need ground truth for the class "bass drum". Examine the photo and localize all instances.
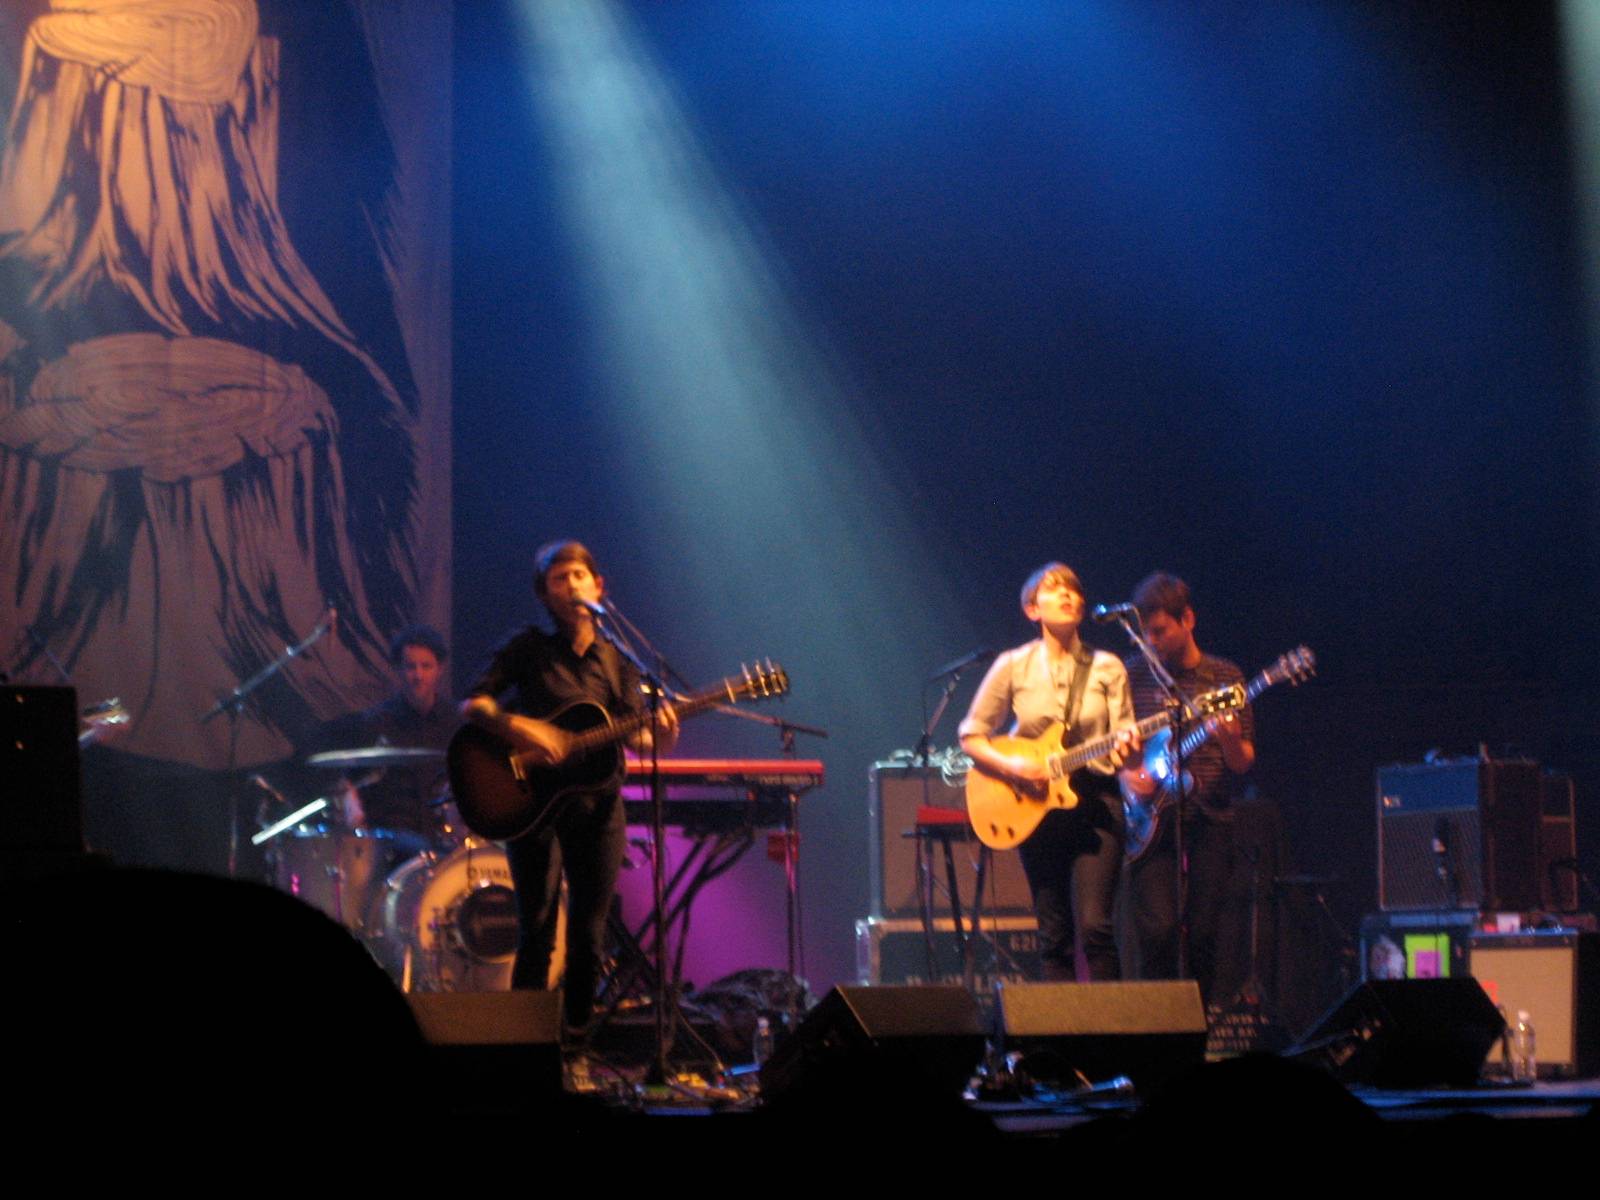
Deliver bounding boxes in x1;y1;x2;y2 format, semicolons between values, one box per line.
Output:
368;840;564;992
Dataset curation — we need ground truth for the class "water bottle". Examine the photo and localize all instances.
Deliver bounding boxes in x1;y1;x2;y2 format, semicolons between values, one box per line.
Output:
1510;1010;1537;1083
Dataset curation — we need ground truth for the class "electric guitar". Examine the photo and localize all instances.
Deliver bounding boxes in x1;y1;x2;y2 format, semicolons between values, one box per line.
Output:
965;683;1246;851
1120;646;1315;864
448;662;789;841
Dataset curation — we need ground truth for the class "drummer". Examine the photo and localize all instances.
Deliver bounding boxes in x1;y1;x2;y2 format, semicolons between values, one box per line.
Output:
321;624;457;861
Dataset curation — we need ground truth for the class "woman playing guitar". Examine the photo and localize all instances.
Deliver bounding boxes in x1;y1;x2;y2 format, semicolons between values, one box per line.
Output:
958;563;1138;981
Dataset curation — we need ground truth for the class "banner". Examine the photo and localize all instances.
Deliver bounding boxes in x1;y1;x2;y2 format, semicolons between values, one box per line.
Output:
0;1;450;769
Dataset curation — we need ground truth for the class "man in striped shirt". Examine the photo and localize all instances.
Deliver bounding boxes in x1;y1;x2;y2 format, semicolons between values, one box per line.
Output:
1121;573;1255;1007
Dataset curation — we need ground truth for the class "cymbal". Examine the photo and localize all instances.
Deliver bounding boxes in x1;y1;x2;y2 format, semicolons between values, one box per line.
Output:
306;745;444;770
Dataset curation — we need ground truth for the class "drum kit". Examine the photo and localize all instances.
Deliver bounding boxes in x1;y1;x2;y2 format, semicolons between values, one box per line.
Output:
254;743;562;993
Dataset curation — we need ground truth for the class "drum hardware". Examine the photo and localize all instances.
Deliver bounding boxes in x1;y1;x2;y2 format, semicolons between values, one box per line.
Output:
306;745;444;770
251;797;329;847
268;824;396;933
427;788;469;847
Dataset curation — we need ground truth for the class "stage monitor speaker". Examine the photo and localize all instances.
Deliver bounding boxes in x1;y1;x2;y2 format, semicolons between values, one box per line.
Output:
997;980;1207;1093
408;990;563;1106
1;685;83;856
1291;977;1503;1087
759;984;984;1104
1469;932;1600;1079
1376;759;1540;912
869;762;1031;917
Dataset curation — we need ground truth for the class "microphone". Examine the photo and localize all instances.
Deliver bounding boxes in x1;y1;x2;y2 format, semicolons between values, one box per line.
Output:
928;647;992;682
1090;602;1136;623
574;598;608;620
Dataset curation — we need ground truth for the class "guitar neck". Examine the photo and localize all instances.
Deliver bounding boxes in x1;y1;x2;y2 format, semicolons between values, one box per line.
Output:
1174;672;1271;758
564;680;737;758
1048;710;1173;776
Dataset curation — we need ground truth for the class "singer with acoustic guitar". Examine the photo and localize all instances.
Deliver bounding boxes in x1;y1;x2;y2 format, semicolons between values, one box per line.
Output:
458;540;678;1037
958;563;1138;981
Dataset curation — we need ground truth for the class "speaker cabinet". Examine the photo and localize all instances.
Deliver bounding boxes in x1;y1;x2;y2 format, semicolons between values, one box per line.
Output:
997;980;1207;1093
758;984;984;1103
1469;932;1600;1078
1376;760;1540;912
1291;978;1504;1087
869;762;1031;917
1539;772;1579;913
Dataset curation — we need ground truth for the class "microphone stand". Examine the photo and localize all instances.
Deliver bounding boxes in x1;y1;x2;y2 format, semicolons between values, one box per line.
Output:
583;601;681;1090
603;597;828;976
199;608;336;876
709;706;827;985
915;653;990;992
1107;609;1200;981
918;653;987;769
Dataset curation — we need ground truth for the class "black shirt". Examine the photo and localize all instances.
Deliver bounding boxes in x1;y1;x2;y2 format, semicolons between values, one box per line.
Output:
321;693;455;834
468;625;642;724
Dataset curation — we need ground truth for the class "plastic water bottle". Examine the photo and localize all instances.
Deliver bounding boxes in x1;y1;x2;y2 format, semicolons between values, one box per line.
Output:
1510;1010;1537;1083
753;1015;775;1066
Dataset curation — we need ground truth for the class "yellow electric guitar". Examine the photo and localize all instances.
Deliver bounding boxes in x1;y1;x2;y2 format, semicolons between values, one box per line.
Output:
964;683;1245;851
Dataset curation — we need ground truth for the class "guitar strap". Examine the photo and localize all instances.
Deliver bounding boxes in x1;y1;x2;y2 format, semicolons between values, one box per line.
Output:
1060;641;1095;746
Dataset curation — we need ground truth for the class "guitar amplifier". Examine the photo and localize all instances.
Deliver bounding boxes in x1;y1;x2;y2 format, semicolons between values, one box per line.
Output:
1468;931;1600;1078
868;762;1032;917
1376;759;1541;912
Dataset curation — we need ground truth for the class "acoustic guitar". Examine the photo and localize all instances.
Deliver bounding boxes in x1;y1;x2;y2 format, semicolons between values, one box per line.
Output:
449;662;789;841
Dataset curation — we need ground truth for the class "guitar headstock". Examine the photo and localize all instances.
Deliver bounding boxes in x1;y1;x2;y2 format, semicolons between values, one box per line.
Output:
1266;645;1316;687
1193;683;1247;716
82;696;129;727
734;660;789;702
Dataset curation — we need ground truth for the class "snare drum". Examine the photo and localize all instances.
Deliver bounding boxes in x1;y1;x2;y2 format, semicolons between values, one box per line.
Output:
368;840;564;992
270;823;396;934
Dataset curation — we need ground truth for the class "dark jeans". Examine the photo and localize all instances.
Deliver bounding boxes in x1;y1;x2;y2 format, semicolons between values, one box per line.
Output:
1017;776;1124;981
504;789;626;1027
1129;809;1241;1007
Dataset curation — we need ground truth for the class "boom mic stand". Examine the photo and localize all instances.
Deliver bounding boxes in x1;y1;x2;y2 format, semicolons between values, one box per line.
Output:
583;600;688;1090
200;607;336;876
713;705;828;985
1107;608;1201;980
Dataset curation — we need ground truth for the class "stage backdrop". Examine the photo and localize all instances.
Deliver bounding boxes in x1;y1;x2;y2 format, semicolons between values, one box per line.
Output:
0;1;450;770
